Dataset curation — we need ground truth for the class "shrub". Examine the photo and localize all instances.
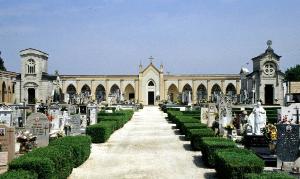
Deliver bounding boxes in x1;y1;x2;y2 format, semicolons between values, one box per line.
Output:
200;137;236;167
190;128;215;150
244;172;294;179
9;157;55;179
215;148;264;179
181;123;207;138
86;121;117;143
49;135;91;167
176;116;199;130
0;170;38;179
24;146;73;178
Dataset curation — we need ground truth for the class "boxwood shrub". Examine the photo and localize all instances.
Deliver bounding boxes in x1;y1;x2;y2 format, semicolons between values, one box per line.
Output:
0;170;38;179
86;121;117;143
189;128;215;150
176;116;199;129
244;172;294;179
200;137;236;167
49;135;91;167
215;148;264;179
9;157;55;179
181;123;207;139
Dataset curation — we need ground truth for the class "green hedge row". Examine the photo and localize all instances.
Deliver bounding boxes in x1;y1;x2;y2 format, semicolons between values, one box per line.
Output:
87;110;134;143
180;123;207;137
0;170;38;179
200;137;236;167
189;128;215;150
244;172;294;179
215;148;264;179
3;136;91;179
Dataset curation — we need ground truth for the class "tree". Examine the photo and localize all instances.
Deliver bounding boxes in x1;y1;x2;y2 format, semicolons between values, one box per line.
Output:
0;51;6;71
285;64;300;81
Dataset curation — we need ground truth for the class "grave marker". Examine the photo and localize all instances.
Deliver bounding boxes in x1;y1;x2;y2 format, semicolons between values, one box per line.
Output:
69;114;81;135
0;125;15;165
26;113;50;147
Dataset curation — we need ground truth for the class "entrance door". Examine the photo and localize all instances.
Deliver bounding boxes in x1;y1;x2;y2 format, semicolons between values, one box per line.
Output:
28;88;35;104
264;85;274;105
148;91;154;105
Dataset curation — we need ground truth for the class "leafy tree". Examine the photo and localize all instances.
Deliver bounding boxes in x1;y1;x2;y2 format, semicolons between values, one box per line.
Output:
0;58;6;71
285;64;300;81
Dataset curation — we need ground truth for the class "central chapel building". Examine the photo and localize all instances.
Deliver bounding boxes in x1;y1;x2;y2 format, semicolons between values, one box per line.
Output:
13;42;284;106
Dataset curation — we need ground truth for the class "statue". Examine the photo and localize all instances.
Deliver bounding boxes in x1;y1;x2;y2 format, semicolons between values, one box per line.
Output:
248;102;267;135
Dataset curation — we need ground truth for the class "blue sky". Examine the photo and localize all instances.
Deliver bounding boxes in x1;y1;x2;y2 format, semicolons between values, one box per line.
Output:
0;0;300;75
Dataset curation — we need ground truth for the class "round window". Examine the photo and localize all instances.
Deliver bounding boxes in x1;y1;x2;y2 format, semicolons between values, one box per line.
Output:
263;62;275;76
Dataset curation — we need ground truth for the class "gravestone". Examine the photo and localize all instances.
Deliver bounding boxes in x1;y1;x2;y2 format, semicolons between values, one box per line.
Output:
207;103;217;127
87;103;98;125
200;107;208;125
0;106;13;127
68;105;77;115
69;114;81;135
26;113;50;147
218;96;232;135
276;124;299;162
0;125;15;165
278;103;300;124
49;104;61;132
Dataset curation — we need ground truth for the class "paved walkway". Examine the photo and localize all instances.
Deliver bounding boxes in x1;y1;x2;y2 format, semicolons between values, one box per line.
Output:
69;106;215;179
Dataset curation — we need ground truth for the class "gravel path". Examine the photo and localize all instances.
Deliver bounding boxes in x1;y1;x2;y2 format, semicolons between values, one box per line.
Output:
69;106;216;179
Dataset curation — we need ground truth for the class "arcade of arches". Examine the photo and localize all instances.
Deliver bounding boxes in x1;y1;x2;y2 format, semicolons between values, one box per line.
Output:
0;71;16;104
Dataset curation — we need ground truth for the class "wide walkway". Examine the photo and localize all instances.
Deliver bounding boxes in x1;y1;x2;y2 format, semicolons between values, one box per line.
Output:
69;106;215;179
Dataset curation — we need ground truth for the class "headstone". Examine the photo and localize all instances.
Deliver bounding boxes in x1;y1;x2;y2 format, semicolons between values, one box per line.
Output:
87;103;98;125
25;113;50;147
278;103;300;124
49;104;61;132
0;125;15;165
218;96;232;135
68;105;77;115
69;114;81;135
0;106;13;127
200;107;208;125
208;103;217;127
276;124;299;163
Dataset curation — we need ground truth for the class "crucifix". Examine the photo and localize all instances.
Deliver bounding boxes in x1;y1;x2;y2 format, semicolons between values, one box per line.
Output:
18;99;30;127
149;56;154;64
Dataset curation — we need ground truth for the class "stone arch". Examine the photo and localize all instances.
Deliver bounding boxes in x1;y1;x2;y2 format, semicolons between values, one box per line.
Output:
110;84;120;103
81;84;91;95
167;84;179;102
124;84;135;101
95;84;106;103
211;84;222;102
182;84;193;104
66;84;77;96
7;86;11;103
226;83;236;96
197;84;207;102
2;82;6;103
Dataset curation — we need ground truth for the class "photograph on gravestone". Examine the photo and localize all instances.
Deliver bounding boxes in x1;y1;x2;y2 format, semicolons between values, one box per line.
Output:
25;113;50;147
276;124;300;162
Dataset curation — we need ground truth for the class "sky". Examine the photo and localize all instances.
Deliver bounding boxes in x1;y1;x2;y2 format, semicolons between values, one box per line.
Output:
0;0;300;75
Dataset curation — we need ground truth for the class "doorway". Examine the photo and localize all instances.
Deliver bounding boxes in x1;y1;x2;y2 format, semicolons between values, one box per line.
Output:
28;88;36;104
148;91;154;105
264;85;274;105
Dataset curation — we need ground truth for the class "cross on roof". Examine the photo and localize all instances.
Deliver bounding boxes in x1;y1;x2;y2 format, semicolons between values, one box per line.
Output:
149;56;154;64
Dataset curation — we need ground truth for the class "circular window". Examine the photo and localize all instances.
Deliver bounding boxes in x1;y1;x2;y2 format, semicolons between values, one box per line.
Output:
263;62;275;76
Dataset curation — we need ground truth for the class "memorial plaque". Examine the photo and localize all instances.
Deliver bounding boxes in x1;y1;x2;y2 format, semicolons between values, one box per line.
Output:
200;107;208;125
26;113;49;147
68;105;76;115
69;114;81;135
0;125;15;165
0;106;13;127
276;124;300;162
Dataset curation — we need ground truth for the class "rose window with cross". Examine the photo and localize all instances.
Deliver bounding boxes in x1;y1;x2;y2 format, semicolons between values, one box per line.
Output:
263;62;276;77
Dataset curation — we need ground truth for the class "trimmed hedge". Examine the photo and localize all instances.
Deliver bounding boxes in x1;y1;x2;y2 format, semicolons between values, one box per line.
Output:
215;148;264;179
49;135;91;167
0;170;38;179
182;123;207;139
86;121;117;143
190;128;215;151
6;135;91;179
87;110;134;143
200;137;236;167
244;172;294;179
176;116;199;129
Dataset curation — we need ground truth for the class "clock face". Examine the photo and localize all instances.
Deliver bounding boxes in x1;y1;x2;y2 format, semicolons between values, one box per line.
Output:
263;62;276;76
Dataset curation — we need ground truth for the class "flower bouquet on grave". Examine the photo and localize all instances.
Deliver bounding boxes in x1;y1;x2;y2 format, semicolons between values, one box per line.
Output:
224;124;235;135
263;124;277;154
17;131;37;153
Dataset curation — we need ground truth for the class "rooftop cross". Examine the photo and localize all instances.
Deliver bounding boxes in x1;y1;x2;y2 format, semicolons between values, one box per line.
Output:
149;56;154;64
267;40;272;48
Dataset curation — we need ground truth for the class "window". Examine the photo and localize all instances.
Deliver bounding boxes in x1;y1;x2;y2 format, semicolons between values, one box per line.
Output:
263;62;276;77
148;81;154;86
27;59;36;74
